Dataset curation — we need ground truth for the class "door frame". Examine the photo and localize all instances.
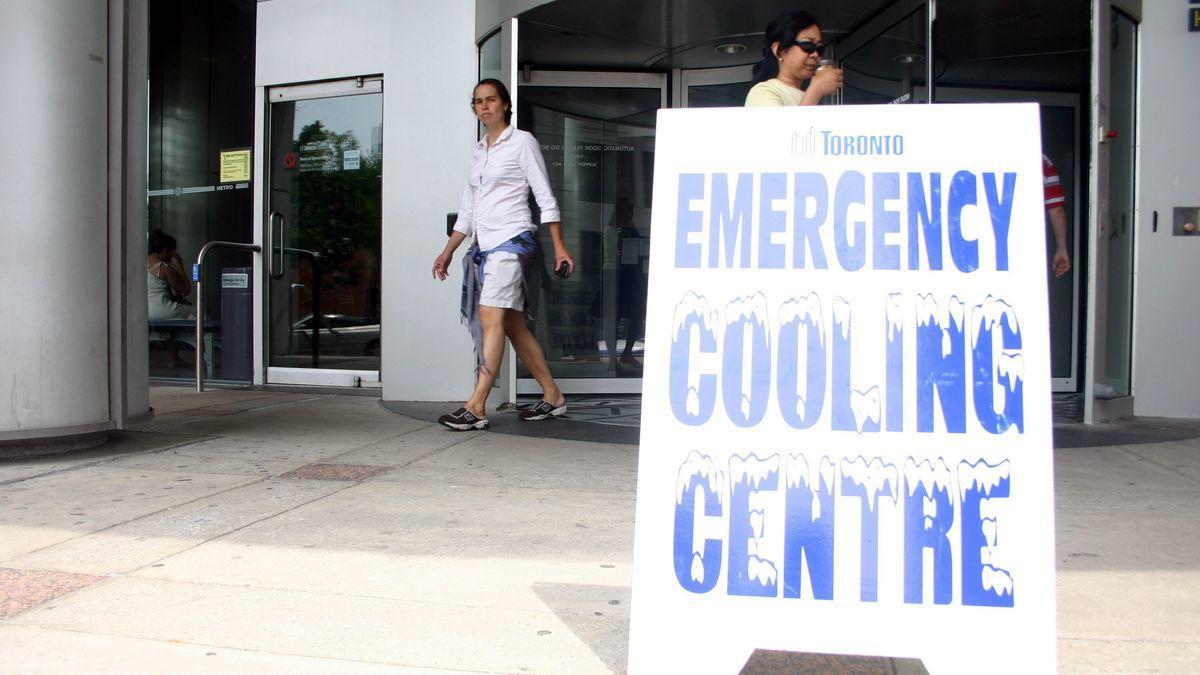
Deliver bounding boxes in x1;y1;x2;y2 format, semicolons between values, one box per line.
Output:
922;87;1084;393
1084;1;1139;422
515;70;666;396
676;64;753;107
259;76;384;388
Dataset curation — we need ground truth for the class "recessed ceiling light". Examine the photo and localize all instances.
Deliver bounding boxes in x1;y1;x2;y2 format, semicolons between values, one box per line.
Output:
715;43;747;55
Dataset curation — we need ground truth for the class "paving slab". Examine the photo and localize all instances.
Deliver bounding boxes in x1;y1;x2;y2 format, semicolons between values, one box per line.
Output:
1055;443;1200;487
0;625;420;674
8;478;345;575
1054;444;1200;506
104;436;342;477
143;388;309;416
327;423;474;468
1057;569;1200;645
1057;509;1200;572
0;431;209;484
1120;439;1200;485
377;432;639;494
138;544;630;614
0;568;104;619
0;467;254;562
8;576;616;673
153;398;418;452
1058;637;1200;674
145;478;635;565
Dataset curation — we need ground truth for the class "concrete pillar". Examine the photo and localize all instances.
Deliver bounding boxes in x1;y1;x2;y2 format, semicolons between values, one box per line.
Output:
0;1;148;442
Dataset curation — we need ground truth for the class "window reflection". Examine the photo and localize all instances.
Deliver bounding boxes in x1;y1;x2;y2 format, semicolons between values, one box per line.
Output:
517;85;660;379
267;93;383;371
839;7;929;105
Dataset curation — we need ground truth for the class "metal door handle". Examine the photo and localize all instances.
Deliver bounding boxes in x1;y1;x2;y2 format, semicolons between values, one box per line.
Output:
268;212;285;280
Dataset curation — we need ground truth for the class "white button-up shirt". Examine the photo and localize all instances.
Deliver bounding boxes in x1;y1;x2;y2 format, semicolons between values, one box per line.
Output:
452;125;561;251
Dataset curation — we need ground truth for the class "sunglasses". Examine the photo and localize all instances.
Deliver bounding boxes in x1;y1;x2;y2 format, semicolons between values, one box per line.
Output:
792;40;827;56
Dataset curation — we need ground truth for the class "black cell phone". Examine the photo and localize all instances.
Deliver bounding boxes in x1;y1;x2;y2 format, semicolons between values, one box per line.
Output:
555;261;572;278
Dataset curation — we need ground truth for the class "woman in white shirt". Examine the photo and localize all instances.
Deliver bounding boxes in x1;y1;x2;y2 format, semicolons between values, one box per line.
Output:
431;78;575;431
744;10;844;107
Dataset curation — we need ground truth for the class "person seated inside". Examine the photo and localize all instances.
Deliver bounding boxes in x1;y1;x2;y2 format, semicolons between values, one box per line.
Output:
147;229;194;367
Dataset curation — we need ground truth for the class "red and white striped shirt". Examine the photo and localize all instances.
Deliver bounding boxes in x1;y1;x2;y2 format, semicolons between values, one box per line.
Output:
1043;154;1065;209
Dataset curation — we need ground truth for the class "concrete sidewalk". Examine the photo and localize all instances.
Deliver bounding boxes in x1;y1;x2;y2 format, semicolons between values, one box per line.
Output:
1;387;1197;673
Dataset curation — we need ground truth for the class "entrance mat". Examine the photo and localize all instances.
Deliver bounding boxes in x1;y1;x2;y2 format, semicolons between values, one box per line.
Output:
741;650;928;674
380;399;640;446
0;568;104;619
385;399;1200;449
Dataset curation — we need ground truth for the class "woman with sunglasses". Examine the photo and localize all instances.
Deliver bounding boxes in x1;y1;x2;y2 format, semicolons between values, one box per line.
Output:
745;10;843;107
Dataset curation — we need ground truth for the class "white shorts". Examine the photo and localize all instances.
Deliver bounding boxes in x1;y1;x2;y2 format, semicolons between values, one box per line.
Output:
478;251;525;309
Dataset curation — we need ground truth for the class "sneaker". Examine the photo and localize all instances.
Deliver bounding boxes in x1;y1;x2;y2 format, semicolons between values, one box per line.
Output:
438;407;490;431
519;399;567;421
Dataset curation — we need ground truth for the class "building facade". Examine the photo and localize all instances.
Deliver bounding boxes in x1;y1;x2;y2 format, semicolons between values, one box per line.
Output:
2;0;1197;443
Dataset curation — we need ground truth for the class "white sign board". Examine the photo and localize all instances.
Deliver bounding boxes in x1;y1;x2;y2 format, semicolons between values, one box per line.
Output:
629;104;1055;673
221;272;249;289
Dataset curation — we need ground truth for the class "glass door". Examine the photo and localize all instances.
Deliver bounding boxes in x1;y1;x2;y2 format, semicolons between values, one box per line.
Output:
265;79;383;387
931;88;1083;393
680;65;754;108
1099;9;1137;399
478;19;520;405
836;0;931;105
516;71;666;394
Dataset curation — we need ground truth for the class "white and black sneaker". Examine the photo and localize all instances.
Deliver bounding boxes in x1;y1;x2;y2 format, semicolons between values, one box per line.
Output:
438;407;490;431
519;400;567;421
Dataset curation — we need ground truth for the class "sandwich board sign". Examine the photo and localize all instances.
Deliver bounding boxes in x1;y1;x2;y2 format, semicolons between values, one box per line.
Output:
628;104;1056;673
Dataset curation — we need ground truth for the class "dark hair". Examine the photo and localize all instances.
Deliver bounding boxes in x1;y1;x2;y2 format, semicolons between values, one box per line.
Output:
472;78;513;124
752;11;820;83
148;229;176;255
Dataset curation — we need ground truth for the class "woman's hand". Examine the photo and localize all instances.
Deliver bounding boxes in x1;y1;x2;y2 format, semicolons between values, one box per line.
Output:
554;245;575;278
432;251;453;280
803;65;843;103
433;231;468;280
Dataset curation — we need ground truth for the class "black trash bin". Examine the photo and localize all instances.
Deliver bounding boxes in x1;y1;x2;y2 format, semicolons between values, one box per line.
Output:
220;267;253;380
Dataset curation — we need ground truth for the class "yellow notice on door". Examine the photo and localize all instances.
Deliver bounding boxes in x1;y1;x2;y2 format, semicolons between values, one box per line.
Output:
219;148;252;183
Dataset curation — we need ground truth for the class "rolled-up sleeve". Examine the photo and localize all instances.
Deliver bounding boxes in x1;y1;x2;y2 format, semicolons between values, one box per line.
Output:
452;182;475;237
518;135;561;224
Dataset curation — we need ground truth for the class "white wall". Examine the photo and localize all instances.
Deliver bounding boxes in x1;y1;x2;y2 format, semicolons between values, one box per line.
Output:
256;0;479;401
0;1;112;439
1132;4;1200;417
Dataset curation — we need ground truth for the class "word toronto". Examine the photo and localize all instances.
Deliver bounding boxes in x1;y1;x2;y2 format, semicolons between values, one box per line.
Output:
792;126;906;157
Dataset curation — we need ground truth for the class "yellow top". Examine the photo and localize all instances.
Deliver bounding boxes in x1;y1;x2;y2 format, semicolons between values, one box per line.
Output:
744;78;806;107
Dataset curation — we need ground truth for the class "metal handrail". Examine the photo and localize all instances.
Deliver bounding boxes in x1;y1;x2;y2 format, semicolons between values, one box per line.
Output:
195;241;262;392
